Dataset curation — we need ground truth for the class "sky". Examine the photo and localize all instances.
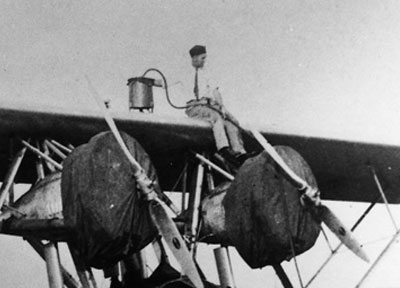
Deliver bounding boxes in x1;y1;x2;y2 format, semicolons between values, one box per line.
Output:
1;1;400;287
2;1;400;143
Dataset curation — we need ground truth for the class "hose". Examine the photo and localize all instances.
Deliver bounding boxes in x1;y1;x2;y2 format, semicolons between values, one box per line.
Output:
142;68;257;146
142;68;189;110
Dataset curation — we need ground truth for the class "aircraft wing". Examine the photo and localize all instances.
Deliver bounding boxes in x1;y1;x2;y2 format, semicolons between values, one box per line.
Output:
0;101;214;191
243;129;400;204
1;100;399;203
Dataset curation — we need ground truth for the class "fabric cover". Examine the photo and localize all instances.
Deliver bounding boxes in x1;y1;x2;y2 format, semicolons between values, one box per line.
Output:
223;146;321;268
61;131;158;269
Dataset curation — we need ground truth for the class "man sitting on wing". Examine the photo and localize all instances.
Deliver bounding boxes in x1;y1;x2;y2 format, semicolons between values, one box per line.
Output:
185;45;251;167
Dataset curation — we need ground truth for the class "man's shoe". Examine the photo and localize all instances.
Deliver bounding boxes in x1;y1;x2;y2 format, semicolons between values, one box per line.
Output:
235;151;259;165
219;147;241;167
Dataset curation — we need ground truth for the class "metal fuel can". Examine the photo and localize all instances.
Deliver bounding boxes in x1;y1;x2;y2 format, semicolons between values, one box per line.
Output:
127;77;155;112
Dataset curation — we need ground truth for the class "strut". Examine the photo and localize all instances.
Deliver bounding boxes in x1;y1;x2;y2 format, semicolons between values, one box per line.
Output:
354;167;400;287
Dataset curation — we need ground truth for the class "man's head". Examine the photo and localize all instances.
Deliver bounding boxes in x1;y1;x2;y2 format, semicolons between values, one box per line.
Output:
189;45;207;69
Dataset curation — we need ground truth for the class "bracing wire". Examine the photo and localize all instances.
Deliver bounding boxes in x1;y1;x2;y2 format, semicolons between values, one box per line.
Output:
320;226;334;252
280;190;304;288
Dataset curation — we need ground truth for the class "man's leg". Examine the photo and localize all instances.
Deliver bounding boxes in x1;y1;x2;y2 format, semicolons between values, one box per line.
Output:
211;117;231;150
186;105;243;167
186;105;230;150
224;120;259;166
224;120;246;154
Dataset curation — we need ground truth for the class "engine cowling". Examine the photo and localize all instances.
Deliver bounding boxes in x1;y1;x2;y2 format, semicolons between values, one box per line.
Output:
201;146;321;268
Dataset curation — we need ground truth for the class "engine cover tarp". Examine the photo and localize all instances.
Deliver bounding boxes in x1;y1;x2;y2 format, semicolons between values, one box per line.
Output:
62;131;158;269
223;146;320;268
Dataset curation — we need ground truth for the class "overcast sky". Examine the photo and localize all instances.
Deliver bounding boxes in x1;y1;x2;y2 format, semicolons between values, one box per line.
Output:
1;0;400;144
1;1;400;287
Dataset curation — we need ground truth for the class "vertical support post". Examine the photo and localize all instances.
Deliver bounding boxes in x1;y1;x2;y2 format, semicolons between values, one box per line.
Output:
206;166;215;191
28;239;80;288
35;139;46;180
8;184;14;205
7;137;15;205
132;250;148;278
225;247;236;288
36;156;45;180
214;247;236;288
189;161;204;251
42;141;56;172
44;242;63;288
273;264;294;288
181;162;188;211
0;146;27;208
86;269;97;288
370;167;398;230
205;158;235;287
69;245;98;288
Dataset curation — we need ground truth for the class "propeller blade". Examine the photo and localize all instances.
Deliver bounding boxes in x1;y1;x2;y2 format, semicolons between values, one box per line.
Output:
87;76;204;287
318;205;370;262
150;199;204;288
86;75;142;173
251;130;308;190
251;129;370;262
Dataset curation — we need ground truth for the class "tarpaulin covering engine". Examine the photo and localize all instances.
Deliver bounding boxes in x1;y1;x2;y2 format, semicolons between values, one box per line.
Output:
223;146;321;268
61;131;158;269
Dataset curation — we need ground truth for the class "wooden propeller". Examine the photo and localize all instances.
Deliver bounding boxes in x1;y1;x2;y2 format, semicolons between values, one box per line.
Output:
86;76;204;288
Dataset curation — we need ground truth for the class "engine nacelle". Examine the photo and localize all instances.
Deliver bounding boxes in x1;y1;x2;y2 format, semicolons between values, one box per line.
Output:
201;146;321;268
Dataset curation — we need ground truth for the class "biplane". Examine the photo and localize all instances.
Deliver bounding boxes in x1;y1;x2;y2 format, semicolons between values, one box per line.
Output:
0;74;399;288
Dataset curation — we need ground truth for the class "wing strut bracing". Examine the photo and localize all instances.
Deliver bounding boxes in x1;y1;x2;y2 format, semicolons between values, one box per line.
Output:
0;145;27;209
370;166;399;230
44;242;63;288
305;194;380;287
69;244;98;288
355;228;400;288
28;238;80;288
21;140;63;170
273;264;294;288
354;167;400;287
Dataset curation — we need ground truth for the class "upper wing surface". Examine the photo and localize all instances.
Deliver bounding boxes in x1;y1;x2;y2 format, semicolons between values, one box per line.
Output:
0;101;214;189
251;131;400;204
0;100;399;203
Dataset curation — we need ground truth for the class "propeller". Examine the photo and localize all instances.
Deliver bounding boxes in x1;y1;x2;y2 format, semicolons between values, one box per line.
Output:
251;130;369;262
86;76;204;288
